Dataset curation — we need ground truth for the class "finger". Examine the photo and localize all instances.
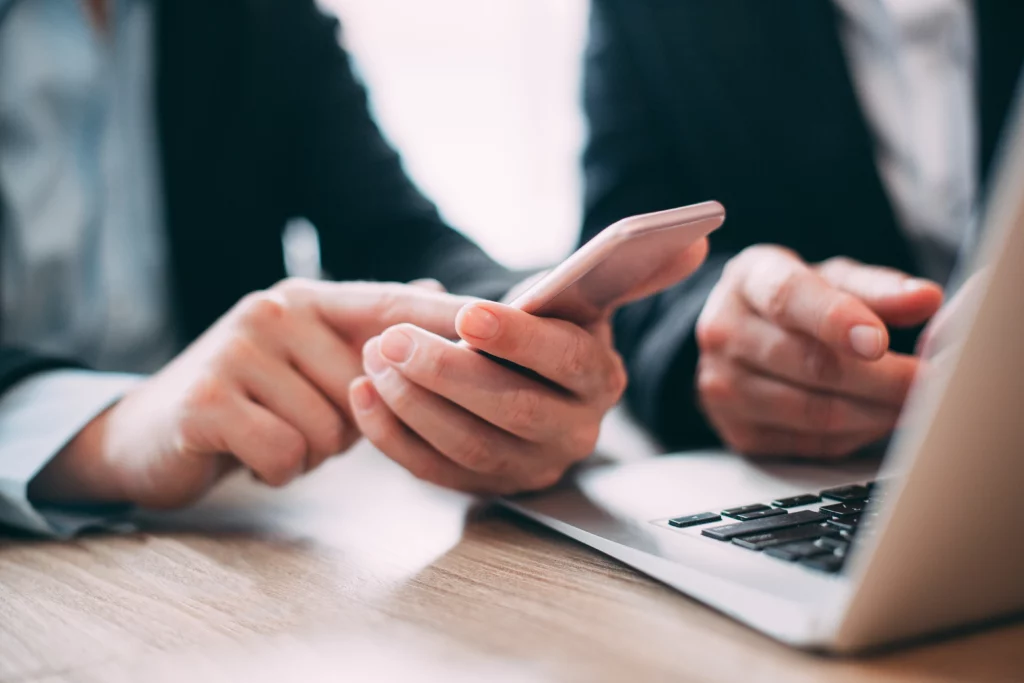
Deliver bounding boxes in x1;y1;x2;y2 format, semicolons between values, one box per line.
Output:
409;278;447;292
455;301;627;399
362;338;542;480
349;377;526;495
237;346;352;466
611;236;710;307
697;359;901;435
222;396;309;487
284;316;365;421
306;281;474;343
721;312;918;407
723;424;886;460
735;247;890;359
375;324;591;446
816;257;944;327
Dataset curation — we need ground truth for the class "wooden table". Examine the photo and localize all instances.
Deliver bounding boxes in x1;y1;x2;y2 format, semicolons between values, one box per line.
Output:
2;413;1022;683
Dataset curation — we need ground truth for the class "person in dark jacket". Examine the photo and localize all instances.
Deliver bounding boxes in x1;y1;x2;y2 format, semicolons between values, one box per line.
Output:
0;0;708;536
581;0;1022;457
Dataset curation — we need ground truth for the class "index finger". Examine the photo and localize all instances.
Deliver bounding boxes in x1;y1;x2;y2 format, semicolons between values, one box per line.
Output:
305;281;477;343
737;249;890;360
613;237;710;307
456;301;624;400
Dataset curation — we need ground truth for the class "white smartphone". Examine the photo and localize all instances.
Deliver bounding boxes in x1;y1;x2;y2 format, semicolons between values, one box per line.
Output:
508;201;726;327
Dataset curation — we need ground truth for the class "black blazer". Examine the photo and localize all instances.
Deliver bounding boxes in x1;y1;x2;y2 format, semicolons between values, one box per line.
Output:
0;0;519;395
582;0;1024;450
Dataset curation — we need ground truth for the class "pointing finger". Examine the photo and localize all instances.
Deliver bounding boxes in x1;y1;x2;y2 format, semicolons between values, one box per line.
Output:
735;247;890;360
815;257;944;327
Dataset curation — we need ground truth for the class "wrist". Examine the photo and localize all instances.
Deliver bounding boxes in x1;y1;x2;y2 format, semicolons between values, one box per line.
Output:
27;405;130;506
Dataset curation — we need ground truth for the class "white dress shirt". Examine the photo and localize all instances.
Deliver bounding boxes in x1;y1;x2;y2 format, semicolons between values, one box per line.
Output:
834;0;977;283
0;0;170;536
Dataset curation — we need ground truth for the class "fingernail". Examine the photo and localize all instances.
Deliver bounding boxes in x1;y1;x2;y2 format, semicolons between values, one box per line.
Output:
458;305;500;340
380;328;415;364
904;278;933;292
351;380;377;412
363;339;389;377
849;325;884;359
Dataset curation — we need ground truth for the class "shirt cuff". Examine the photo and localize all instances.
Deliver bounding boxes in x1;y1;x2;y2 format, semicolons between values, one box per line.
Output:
0;369;143;538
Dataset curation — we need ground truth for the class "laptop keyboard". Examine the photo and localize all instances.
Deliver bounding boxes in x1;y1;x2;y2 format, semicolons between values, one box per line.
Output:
665;481;882;575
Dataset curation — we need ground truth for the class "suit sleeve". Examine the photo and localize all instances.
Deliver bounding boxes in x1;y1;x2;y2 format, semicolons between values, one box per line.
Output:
273;1;526;301
0;352;139;537
582;0;735;449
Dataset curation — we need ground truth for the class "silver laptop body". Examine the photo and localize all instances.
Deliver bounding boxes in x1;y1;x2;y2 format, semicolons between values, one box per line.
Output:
503;90;1024;654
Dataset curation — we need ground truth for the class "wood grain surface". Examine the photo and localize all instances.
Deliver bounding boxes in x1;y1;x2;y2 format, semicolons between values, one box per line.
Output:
2;417;1022;683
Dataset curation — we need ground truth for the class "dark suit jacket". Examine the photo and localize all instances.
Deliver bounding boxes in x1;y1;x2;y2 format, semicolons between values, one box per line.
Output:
582;0;1024;450
0;0;519;396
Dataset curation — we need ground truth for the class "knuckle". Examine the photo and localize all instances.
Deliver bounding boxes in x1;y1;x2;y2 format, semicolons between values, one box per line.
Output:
386;381;417;415
695;312;730;353
565;422;601;458
319;416;349;457
222;334;262;368
818;294;854;339
265;431;307;488
236;290;289;329
371;285;406;325
697;365;735;404
553;332;589;383
455;434;502;474
424;343;453;382
803;393;838;431
729;246;763;274
765;271;799;321
604;355;628;398
801;340;840;385
182;377;229;414
501;387;544;435
172;412;207;454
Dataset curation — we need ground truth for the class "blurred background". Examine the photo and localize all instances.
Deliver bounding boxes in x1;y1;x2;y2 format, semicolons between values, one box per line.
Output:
326;0;589;270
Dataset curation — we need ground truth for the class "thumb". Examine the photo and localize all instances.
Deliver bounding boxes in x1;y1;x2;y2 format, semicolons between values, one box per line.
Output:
815;258;944;327
611;236;710;308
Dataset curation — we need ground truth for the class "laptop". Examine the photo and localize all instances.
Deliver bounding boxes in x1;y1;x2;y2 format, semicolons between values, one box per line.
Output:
502;89;1024;654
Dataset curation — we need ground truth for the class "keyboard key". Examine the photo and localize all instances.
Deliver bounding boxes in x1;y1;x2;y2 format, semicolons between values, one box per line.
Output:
825;516;860;533
764;541;832;562
701;510;827;541
819;502;865;518
771;494;821;508
820;485;870;502
668;512;722;528
733;508;787;522
721;504;771;519
814;537;849;554
800;554;846;574
733;524;835;550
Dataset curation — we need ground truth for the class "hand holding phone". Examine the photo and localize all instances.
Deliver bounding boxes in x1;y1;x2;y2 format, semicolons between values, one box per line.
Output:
508;201;725;327
351;201;723;497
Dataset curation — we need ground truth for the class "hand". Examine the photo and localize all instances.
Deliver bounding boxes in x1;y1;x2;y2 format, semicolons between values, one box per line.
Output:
695;246;944;458
348;238;711;495
29;279;472;508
